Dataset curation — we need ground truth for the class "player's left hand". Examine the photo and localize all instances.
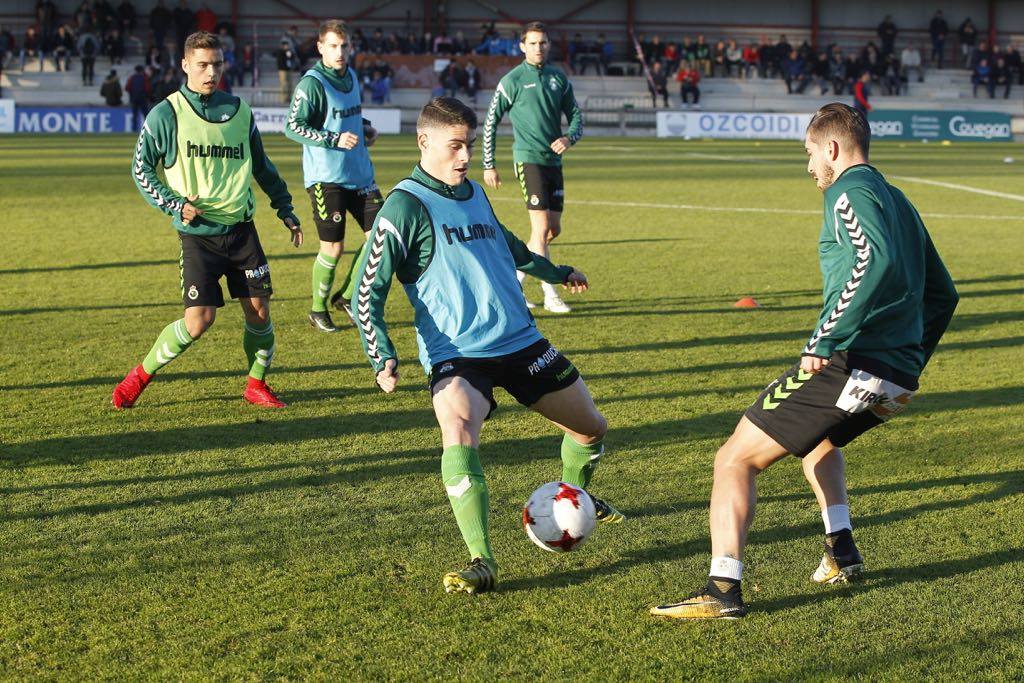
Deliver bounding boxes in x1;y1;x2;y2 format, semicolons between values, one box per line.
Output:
283;215;303;248
376;358;399;393
563;268;589;294
363;124;378;147
550;136;570;154
800;354;830;375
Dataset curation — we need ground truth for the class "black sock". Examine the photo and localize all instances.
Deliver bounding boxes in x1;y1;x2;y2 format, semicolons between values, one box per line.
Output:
706;576;741;597
825;528;856;557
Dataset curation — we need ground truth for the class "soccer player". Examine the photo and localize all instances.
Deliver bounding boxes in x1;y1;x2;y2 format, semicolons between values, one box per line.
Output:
112;31;302;410
482;21;583;314
651;103;959;619
356;97;623;595
285;19;383;333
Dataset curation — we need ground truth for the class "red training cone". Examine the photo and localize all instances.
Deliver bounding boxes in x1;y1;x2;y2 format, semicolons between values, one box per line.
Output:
733;297;761;309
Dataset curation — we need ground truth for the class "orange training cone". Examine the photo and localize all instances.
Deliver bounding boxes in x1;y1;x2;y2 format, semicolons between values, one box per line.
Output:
733;297;761;309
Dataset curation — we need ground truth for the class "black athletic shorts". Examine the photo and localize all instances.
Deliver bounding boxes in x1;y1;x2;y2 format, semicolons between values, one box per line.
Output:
744;352;920;457
428;338;580;418
307;182;384;242
514;162;564;212
178;221;272;308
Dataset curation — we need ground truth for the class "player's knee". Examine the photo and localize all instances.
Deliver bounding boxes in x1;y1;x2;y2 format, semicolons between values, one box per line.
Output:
585;412;608;441
713;440;764;476
185;310;215;339
320;240;344;258
438;415;476;443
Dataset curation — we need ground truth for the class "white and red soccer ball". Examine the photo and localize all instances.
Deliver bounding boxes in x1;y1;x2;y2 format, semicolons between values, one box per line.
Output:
522;482;597;552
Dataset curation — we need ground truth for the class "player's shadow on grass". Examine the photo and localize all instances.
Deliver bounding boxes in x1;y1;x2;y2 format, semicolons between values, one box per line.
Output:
0;251;313;276
500;469;1024;594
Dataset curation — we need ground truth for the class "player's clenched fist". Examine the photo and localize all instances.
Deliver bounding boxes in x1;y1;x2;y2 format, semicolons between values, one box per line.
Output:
376;358;399;393
181;194;204;225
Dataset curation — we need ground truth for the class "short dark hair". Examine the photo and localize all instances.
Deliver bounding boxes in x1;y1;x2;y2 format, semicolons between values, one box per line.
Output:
521;21;547;41
184;31;221;55
319;19;349;41
417;96;478;131
806;102;870;156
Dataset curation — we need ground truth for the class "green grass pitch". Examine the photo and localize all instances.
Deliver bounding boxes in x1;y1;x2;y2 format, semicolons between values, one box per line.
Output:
1;133;1022;679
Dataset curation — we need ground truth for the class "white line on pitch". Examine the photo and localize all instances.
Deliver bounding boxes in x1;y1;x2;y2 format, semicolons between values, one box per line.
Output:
888;175;1024;203
488;195;1024;221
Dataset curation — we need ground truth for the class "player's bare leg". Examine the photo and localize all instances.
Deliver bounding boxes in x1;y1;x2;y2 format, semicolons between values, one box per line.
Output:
530;378;623;522
652;417;787;619
802;440;863;583
310;238;343;332
240;296;284;408
432;377;498;594
522;209;570;313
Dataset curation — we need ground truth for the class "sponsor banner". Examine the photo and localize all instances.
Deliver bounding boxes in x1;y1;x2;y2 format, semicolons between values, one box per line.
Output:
657;111;812;139
253;106;401;134
0;99;15;133
15;106;134;133
869;109;1013;141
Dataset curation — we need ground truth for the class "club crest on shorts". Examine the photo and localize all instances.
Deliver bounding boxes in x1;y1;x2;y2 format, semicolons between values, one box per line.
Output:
187;285;199;300
332;211;343;223
530;195;540;206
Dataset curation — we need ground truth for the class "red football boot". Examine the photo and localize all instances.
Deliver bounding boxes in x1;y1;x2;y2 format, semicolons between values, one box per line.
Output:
112;364;152;409
243;377;286;408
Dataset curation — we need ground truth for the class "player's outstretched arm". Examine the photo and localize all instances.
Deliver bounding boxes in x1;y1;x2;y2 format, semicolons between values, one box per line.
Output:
481;79;513;180
284;76;343;149
250;119;301;246
920;228;959;363
803;188;894;364
131;102;187;220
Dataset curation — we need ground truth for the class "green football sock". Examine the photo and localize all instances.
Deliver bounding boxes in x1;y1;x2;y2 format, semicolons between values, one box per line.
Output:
560;434;604;489
311;251;339;313
338;240;369;303
243;320;275;380
441;445;496;570
141;318;194;375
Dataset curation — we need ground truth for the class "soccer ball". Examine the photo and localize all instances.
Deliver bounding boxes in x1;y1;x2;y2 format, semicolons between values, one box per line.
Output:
522;482;596;553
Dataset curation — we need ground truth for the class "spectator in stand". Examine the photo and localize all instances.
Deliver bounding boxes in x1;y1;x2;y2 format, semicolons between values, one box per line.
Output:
172;0;194;59
663;41;680;75
125;64;151;131
194;4;215;32
929;10;948;69
474;30;501;56
972;58;993;97
216;25;234;53
452;30;469;55
782;49;809;94
280;24;299;53
829;48;848;95
20;26;45;72
95;0;114;34
862;44;882;84
145;42;169;74
434;31;454;55
725;39;742;77
369;68;390;104
901;43;924;83
811;52;831;94
403;31;420;54
75;1;93;31
117;0;135;33
694;34;711;76
970;40;991;69
843;53;860;93
648;60;669;107
1007;45;1022;85
104;27;125;64
993;56;1011;98
569;32;583;72
853;70;872;115
711;39;726;77
241;43;254;86
369;27;387;54
100;68;122;104
275;39;298;104
877;15;897;56
0;26;16;70
648;35;665;66
600;33;613;75
680;35;694;65
676;60;701;107
36;0;57;46
882;53;902;95
758;36;774;77
775;34;792;69
958;17;976;68
463;58;481;102
742;42;759;79
52;25;74;72
150;0;171;49
439;61;461;97
77;28;100;84
151;66;178;101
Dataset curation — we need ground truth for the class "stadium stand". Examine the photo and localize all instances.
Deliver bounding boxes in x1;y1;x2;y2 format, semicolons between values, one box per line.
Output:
1;0;1022;135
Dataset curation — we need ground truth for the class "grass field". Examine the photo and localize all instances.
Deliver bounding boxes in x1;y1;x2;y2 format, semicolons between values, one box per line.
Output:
1;132;1023;680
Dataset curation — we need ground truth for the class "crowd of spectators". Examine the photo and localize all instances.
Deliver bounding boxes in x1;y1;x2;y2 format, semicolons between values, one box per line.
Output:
630;12;1022;107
